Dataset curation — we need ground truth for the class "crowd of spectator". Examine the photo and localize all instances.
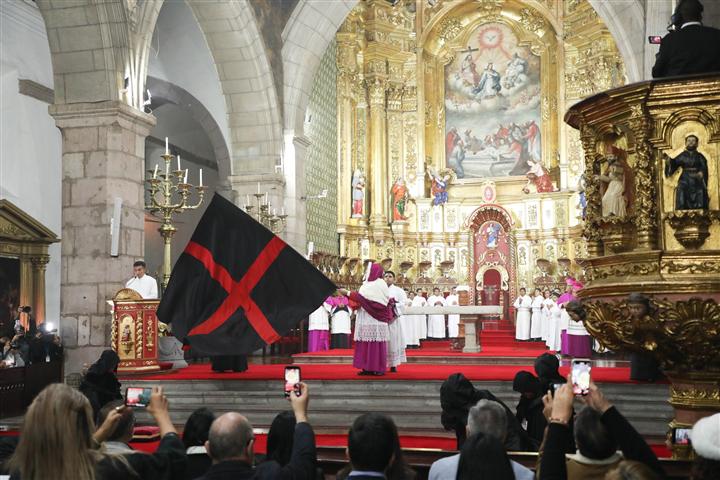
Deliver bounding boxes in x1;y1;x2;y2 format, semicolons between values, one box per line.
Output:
0;348;719;480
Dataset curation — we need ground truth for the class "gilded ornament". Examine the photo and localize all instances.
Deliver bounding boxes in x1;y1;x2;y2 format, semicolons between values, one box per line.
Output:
438;18;463;42
662;259;720;275
628;104;657;249
590;261;659;280
670;386;720;407
664;210;714;249
519;8;546;36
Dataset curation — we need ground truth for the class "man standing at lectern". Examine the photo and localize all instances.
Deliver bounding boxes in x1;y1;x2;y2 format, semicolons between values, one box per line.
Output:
125;261;158;299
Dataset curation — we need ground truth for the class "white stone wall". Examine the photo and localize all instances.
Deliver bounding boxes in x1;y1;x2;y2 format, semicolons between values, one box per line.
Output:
0;0;62;324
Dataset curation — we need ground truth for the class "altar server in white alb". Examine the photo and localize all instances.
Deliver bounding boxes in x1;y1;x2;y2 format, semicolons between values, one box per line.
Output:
427;287;447;339
446;287;460;339
308;299;331;352
125;261;158;299
412;288;428;342
541;289;554;344
384;271;407;372
402;290;420;348
513;287;532;340
329;291;352;349
530;288;544;341
546;290;562;352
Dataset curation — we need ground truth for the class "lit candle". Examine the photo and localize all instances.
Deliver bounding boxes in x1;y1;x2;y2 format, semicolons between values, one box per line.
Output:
257;182;260;194
184;169;188;183
273;208;277;216
264;192;268;205
153;164;158;179
165;137;169;155
246;194;250;205
199;169;203;186
177;155;181;171
281;207;285;216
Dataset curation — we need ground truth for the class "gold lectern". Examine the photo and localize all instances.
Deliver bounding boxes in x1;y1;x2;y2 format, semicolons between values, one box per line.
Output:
111;288;161;373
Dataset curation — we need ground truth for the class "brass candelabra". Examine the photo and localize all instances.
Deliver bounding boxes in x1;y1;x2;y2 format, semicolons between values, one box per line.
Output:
242;191;288;234
145;145;206;290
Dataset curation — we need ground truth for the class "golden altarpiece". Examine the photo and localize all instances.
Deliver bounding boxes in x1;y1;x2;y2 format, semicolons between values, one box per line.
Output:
0;200;58;328
334;0;625;305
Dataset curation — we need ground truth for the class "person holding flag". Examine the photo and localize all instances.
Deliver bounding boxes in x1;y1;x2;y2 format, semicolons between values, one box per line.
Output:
157;194;336;363
341;262;396;376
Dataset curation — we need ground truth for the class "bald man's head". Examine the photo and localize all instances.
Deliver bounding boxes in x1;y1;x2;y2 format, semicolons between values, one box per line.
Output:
206;412;255;463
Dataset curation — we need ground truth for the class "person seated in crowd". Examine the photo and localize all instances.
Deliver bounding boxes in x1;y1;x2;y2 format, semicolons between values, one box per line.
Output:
0;335;25;368
196;382;316;480
513;370;547;444
535;353;566;395
80;349;123;421
337;412;415;480
343;413;407;480
7;383;186;480
440;372;536;451
605;460;661;480
183;408;216;480
430;399;534;480
652;0;720;78
456;432;516;480
538;377;664;479
690;412;720;480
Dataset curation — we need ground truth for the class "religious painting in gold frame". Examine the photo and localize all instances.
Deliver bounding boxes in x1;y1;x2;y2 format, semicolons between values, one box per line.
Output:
422;1;559;189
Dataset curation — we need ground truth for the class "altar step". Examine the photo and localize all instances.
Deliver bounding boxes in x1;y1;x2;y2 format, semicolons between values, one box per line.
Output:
116;378;672;443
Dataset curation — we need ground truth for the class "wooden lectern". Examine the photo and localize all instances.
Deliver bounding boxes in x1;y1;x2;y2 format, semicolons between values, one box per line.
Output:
111;289;161;373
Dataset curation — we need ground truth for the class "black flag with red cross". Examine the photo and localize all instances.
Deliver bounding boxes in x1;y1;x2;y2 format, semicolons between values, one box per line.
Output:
157;193;336;356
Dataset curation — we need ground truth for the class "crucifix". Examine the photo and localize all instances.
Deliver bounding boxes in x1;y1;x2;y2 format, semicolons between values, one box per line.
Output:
460;45;479;55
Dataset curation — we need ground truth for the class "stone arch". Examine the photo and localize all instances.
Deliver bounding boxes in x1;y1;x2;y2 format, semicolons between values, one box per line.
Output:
587;0;645;82
35;0;165;107
145;76;231;180
187;0;282;174
282;0;355;135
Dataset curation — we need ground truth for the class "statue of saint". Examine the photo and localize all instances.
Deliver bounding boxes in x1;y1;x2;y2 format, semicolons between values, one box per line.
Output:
597;156;627;217
351;169;365;218
663;135;709;210
391;178;409;221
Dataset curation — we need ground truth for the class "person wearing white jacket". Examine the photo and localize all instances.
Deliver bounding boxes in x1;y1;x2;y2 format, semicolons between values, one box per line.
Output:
513;288;532;340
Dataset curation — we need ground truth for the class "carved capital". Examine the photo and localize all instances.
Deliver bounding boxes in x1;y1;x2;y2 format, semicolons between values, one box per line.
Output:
30;255;50;270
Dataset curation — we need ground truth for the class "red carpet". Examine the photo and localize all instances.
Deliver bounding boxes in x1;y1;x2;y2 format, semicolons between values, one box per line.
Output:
121;362;653;384
299;345;552;358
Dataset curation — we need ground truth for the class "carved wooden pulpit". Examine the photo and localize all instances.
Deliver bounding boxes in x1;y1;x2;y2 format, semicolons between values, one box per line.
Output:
111;289;161;373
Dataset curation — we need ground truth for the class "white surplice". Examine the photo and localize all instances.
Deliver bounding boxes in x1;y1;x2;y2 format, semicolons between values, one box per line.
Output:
387;284;407;367
541;297;554;343
411;295;428;340
446;294;460;338
546;303;562;351
530;295;544;339
514;294;532;340
427;295;447;338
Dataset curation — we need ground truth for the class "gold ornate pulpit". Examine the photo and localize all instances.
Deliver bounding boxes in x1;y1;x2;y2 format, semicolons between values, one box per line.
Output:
111;289;161;373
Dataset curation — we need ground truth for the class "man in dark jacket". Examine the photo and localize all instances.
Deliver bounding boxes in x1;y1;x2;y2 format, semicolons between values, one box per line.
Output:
652;0;720;78
196;382;316;480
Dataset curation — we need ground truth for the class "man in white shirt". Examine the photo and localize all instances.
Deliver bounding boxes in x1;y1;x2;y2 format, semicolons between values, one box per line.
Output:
125;261;158;299
384;271;407;372
514;288;532;340
427;287;446;339
428;399;534;480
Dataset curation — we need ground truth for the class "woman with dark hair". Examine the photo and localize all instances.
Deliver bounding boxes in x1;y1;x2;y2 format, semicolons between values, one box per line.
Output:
512;370;546;444
182;407;215;480
79;349;122;421
265;411;297;467
534;353;565;394
384;413;416;480
456;432;515;480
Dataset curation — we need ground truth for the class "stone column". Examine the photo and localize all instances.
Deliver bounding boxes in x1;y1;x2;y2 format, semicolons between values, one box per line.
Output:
50;101;155;377
283;131;310;254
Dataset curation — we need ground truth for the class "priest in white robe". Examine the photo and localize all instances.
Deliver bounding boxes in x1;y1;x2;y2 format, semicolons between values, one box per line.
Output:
427;287;447;339
412;288;428;342
446;287;460;338
125;260;158;299
402;291;420;348
513;288;532;340
530;288;544;340
384;271;407;372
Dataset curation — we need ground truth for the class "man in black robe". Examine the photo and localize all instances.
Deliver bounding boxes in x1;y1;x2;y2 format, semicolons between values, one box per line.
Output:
664;134;709;210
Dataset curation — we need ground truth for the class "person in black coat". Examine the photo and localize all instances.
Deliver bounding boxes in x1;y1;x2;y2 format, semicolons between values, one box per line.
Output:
652;0;720;78
440;372;537;451
196;382;316;480
513;371;547;445
535;353;566;395
79;349;123;422
182;407;216;480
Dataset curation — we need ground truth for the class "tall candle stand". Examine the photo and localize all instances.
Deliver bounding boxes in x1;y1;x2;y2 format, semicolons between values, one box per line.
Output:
145;148;206;291
243;192;287;234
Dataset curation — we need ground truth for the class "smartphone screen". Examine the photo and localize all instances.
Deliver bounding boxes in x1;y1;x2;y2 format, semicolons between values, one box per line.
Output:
648;35;663;44
284;366;301;398
673;427;691;445
125;387;152;407
571;359;591;395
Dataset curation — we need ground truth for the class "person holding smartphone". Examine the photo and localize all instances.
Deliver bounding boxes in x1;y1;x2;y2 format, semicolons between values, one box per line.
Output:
538;377;663;479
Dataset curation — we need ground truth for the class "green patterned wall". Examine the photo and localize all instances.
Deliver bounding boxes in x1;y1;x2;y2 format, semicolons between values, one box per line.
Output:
305;40;339;254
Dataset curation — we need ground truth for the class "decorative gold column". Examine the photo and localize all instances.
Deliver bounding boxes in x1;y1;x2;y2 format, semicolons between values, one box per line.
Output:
579;121;602;257
368;76;389;230
30;255;50;326
628;102;658;251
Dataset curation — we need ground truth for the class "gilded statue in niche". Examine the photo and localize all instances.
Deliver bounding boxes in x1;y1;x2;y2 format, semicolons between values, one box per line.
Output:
351;168;366;218
427;166;452;206
391;177;411;221
664;135;710;211
444;22;541;179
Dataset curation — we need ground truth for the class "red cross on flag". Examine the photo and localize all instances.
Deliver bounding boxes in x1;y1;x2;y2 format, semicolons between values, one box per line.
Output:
157;194;336;356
